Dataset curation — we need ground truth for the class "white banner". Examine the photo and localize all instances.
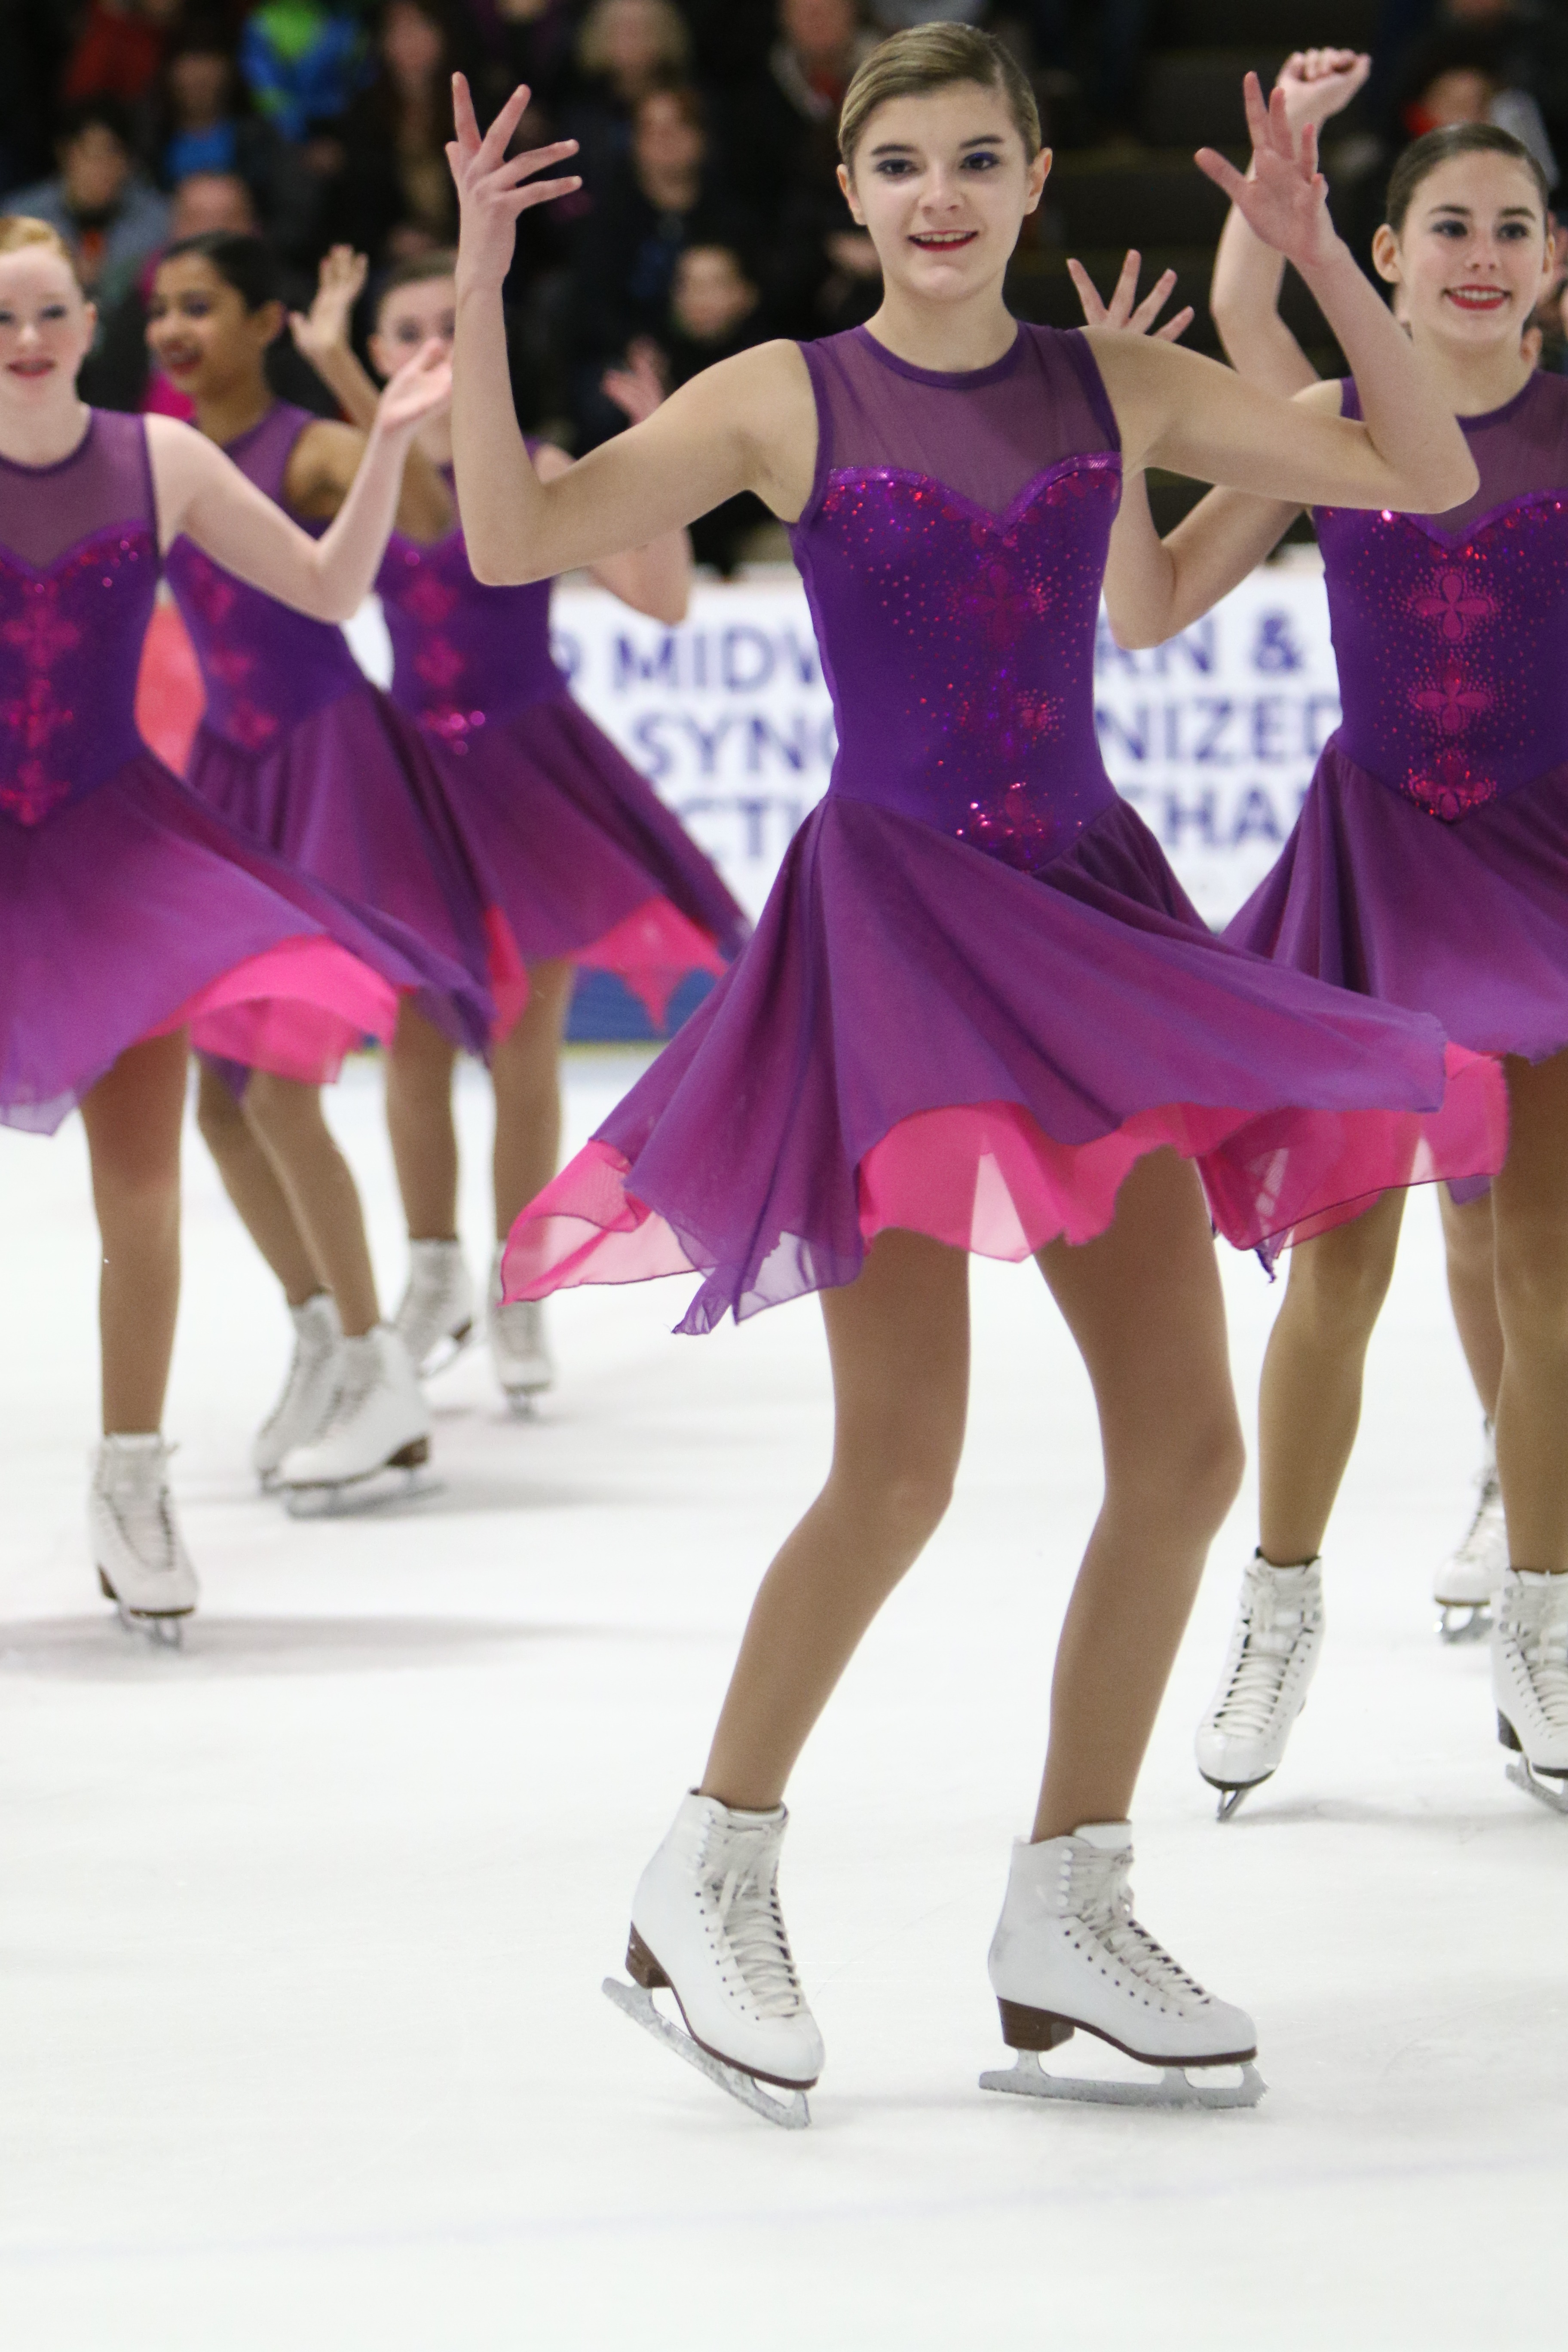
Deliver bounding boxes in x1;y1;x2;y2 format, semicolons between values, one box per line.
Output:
349;563;1338;932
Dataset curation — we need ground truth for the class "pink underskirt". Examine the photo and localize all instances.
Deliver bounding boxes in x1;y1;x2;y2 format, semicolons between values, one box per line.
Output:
505;1040;1502;1304
487;895;728;1040
159;935;399;1081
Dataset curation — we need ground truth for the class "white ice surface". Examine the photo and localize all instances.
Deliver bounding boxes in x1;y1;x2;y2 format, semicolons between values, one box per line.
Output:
2;1054;1564;2351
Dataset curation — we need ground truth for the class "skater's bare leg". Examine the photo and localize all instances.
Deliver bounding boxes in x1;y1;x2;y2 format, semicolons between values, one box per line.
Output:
492;958;574;1234
701;1153;1242;1832
1256;1189;1406;1565
701;1228;971;1812
386;1001;459;1242
1033;1149;1244;1838
1439;1185;1502;1420
195;1061;325;1307
81;1032;188;1434
1491;1048;1568;1572
241;1073;380;1338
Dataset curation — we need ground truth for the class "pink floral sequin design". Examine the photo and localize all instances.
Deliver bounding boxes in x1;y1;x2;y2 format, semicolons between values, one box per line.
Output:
377;526;565;747
0;527;151;825
1317;492;1568;822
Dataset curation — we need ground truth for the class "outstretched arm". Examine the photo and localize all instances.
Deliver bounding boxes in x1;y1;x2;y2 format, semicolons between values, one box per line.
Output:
1090;75;1474;515
448;77;815;585
288;247;453;539
1210;49;1370;393
146;343;452;621
1070;247;1302;646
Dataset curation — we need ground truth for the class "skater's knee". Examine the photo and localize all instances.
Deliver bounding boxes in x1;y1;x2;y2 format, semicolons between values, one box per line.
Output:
1494;1222;1568;1353
194;1068;245;1152
830;1448;958;1556
1286;1219;1397;1343
244;1071;325;1144
93;1149;179;1240
1116;1402;1243;1541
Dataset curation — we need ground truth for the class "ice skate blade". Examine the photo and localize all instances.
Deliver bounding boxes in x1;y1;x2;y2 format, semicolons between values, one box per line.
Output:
1504;1757;1568;1815
980;2047;1266;2110
98;1571;188;1650
1437;1602;1490;1643
1199;1773;1264;1822
602;1978;810;2130
416;1321;473;1381
502;1389;544;1421
282;1465;442;1519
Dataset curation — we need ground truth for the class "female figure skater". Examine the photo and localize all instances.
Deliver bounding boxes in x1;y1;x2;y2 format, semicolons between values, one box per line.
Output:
1087;83;1568;1813
453;35;1491;2119
287;246;747;1408
0;214;453;1635
146;230;497;1499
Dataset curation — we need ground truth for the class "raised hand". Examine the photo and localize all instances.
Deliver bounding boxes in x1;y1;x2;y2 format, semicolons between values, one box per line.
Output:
374;338;452;435
603;337;669;426
1276;49;1372;134
1198;74;1337;276
1068;249;1194;342
446;76;581;293
289;244;368;370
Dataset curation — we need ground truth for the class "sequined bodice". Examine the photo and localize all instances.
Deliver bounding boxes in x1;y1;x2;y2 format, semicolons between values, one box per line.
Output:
378;471;565;753
790;325;1122;872
164;403;362;753
0;413;157;825
1317;373;1568;821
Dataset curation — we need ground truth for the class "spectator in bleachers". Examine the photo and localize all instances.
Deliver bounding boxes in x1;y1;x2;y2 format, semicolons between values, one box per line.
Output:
564;0;695;185
485;0;584;122
1395;24;1559;184
63;0;186;142
240;0;370;147
1018;0;1153;143
722;0;880;336
657;239;776;571
566;75;750;447
157;22;325;256
322;0;479;263
9;95;170;306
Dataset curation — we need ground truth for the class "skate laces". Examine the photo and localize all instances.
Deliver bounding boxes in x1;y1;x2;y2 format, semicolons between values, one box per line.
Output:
1504;1580;1568;1728
1069;1845;1210;2012
700;1828;804;2019
1455;1465;1503;1569
310;1338;379;1440
259;1304;338;1439
1212;1567;1317;1738
97;1443;176;1573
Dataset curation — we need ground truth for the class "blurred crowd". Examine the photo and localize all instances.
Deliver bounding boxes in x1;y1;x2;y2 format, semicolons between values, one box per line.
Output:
0;0;1564;565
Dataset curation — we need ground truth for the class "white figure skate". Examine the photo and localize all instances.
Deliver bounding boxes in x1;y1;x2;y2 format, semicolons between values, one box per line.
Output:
393;1238;475;1378
1494;1568;1568;1812
603;1792;823;2129
1435;1421;1504;1642
981;1824;1264;2109
90;1435;199;1648
1195;1554;1324;1819
277;1326;433;1514
252;1292;342;1488
488;1247;554;1412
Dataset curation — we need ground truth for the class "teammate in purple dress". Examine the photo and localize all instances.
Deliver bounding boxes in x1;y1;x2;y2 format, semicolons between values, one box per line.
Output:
0;212;453;1637
449;34;1495;2119
146;231;496;1504
287;246;747;1409
1091;77;1568;1818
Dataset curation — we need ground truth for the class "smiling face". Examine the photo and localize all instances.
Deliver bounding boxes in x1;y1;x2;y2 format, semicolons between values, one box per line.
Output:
369;272;455;379
1375;151;1553;356
837;84;1048;309
146;252;280;403
0;248;95;417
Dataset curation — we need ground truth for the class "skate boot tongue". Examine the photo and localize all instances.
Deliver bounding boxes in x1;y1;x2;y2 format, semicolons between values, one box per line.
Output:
98;1436;176;1567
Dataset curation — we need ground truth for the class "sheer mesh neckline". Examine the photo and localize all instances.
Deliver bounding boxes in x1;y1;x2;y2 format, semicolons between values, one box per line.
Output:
1455;372;1539;431
0;412;96;478
853;323;1024;390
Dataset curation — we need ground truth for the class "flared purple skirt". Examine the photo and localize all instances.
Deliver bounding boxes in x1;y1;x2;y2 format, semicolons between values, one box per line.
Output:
1228;739;1568;1061
430;692;748;1032
503;791;1506;1333
0;750;441;1134
185;682;493;1058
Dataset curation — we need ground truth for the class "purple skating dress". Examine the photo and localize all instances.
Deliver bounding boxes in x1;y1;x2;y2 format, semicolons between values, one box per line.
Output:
166;403;493;1058
1229;373;1568;1096
376;462;746;1032
504;325;1505;1332
0;410;440;1133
